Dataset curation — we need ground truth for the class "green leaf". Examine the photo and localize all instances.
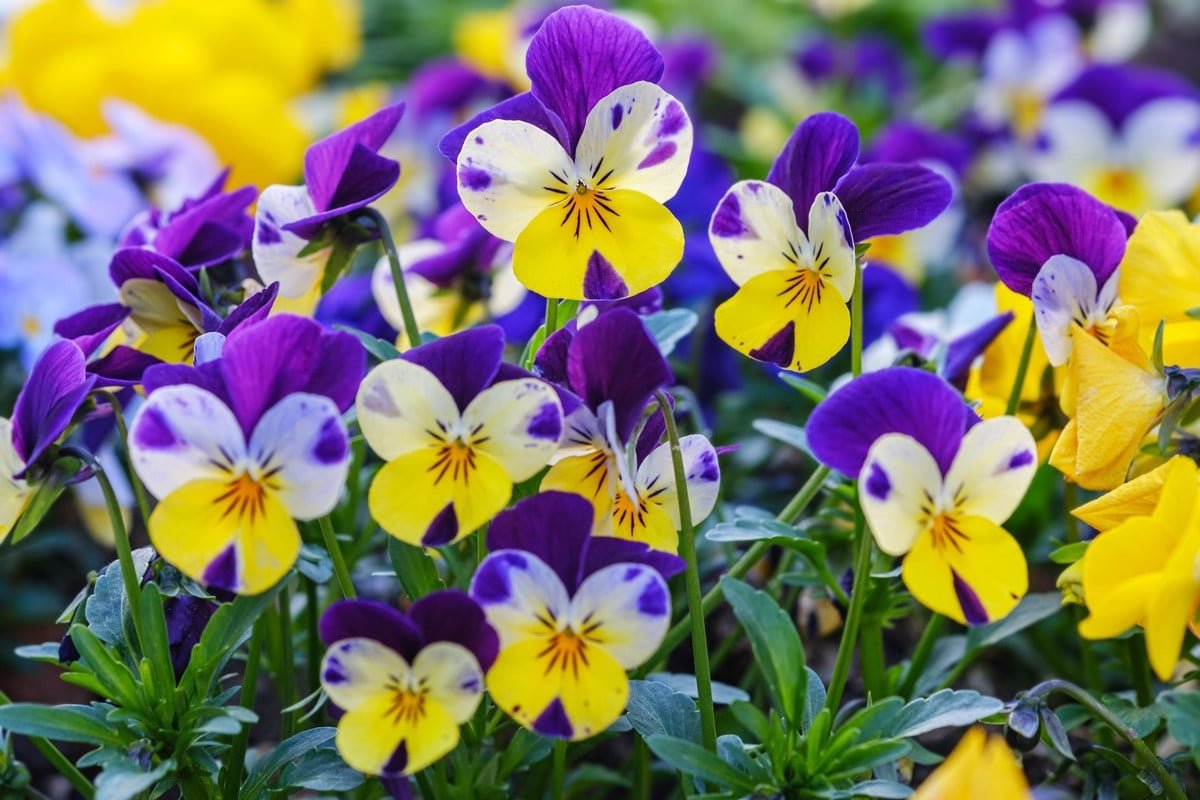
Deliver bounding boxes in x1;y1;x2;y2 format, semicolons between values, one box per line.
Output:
965;593;1061;651
1159;690;1200;749
777;373;828;404
721;577;806;725
716;734;772;782
645;734;759;791
644;309;698;356
729;701;770;743
826;740;911;781
239;727;337;800
182;586;281;695
95;758;173;800
0;704;128;748
752;419;811;456
139;584;178;703
802;668;827;732
14;643;62;663
497;728;554;779
277;749;364;792
1102;696;1164;741
8;481;65;545
625;680;701;743
387;538;445;601
66;625;142;709
823;779;913;798
646;673;750;705
85;550;155;654
887;690;1005;739
1048;541;1088;564
1039;706;1074;761
334;325;401;362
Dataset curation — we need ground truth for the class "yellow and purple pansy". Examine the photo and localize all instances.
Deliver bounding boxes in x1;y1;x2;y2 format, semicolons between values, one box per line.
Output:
469;491;683;740
319;592;498;784
253;103;406;302
809;367;1037;625
441;5;694;301
534;306;720;551
127;314;363;594
356;325;564;548
707;112;952;372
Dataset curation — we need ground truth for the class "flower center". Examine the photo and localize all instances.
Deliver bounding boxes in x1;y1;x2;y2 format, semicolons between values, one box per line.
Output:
928;512;970;554
430;439;478;485
215;473;270;522
612;489;650;536
538;629;595;678
385;687;428;725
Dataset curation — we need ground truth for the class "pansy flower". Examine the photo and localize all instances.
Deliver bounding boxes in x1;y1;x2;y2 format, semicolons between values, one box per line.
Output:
253;103;405;303
0;340;96;542
319;592;498;783
808;367;1036;625
127;315;362;594
119;170;255;269
371;204;530;345
987;182;1131;367
1079;455;1200;679
356;325;562;548
470;491;683;740
1118;210;1200;367
912;727;1032;800
442;5;694;301
535;307;720;551
708;112;951;371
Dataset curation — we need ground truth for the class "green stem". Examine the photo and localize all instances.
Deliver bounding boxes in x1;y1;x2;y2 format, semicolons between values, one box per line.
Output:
641;465;831;672
319;516;357;599
1005;314;1038;416
824;507;872;714
277;583;296;739
221;621;264;800
1026;679;1185;800
364;207;421;347
859;617;886;699
1127;636;1155;707
1064;481;1080;543
304;577;321;697
100;392;152;530
850;259;864;376
551;740;566;800
898;614;944;698
544;297;560;338
0;690;94;799
656;390;718;752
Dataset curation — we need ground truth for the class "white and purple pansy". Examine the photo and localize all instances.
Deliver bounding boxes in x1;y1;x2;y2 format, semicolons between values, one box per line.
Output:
356;325;565;549
808;367;1037;626
441;5;694;301
319;592;498;781
127;314;363;595
707;112;952;372
987;182;1131;366
469;492;684;740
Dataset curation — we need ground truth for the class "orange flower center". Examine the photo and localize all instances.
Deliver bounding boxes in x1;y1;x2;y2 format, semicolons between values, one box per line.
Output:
214;473;271;522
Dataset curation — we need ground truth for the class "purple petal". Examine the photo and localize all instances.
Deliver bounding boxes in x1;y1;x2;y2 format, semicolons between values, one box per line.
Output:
53;303;130;357
439;92;570;162
217;283;279;336
11;340;95;467
219;315;364;434
579;535;685;584
985;182;1128;296
766;113;859;230
285;144;401;238
319;599;425;664
922;11;1004;60
532;326;574;387
862;265;919;346
408;59;499;122
865;122;971;178
409;589;499;671
486;491;593;594
942;312;1014;388
833;162;953;240
635;401;668;465
304;103;404;213
567;308;672;442
142;361;226;403
110;247;201;297
400;326;504;412
153;185;256;267
525;5;664;151
87;346;162;388
1054;63;1199;128
806;367;975;478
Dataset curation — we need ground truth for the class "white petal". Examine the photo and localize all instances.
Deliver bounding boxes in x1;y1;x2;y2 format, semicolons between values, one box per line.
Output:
942;417;1037;524
806;192;856;299
356;360;460;462
470;549;571;649
568;562;670;669
709;180;806;286
248;393;350;520
252;184;331;298
574;82;693;203
461;378;562;481
320;637;409;711
410;641;485;724
128;385;247;500
1026;101;1114;185
456;119;577;241
371;240;449;337
859;433;943;557
1124;98;1200;207
636;435;721;527
1031;254;1100;367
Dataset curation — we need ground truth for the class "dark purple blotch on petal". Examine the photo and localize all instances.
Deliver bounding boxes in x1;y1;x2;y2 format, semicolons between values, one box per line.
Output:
460;167;492;191
532;698;574;739
710;192;751;238
471;551;528;604
638;141;677;170
865;462;891;501
582;251;629;300
313;417;349;464
526;402;563;441
1007;450;1034;471
952;570;989;626
422;504;459;547
637;579;668;616
749;322;795;367
133;406;179;450
202;545;239;593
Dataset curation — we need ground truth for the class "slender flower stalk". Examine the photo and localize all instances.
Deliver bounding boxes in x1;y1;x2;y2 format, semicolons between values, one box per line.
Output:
319;516;357;599
656;389;717;752
899;614;945;698
221;620;264;800
1005;315;1038;416
99;392;152;529
544;297;560;338
364;208;422;347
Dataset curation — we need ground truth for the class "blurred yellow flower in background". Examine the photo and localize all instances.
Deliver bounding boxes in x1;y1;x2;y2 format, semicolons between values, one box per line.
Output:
2;0;361;188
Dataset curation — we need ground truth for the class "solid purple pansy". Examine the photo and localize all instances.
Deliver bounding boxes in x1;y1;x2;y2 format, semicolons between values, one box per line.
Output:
319;591;498;780
808;367;1035;626
128;314;362;594
708;112;952;372
470;491;682;740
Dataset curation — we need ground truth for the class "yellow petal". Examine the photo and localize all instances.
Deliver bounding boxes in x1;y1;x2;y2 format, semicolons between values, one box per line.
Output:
1145;577;1198;681
913;728;1032;800
1072;457;1179;531
336;691;459;776
540;452;617;530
